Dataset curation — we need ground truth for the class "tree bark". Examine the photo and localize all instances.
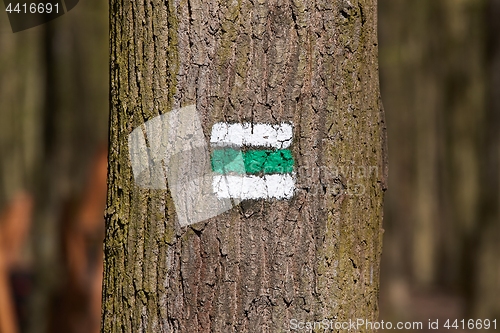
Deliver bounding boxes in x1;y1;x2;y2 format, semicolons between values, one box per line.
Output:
104;0;386;332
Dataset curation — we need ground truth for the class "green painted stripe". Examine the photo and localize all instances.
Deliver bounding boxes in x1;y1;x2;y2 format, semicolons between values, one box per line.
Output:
211;148;246;174
244;149;294;174
211;148;294;175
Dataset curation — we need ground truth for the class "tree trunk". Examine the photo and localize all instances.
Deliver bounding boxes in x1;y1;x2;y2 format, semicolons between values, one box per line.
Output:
104;0;386;332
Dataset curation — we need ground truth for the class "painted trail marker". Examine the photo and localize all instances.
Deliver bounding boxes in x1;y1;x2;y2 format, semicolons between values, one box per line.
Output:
128;106;295;227
210;122;295;200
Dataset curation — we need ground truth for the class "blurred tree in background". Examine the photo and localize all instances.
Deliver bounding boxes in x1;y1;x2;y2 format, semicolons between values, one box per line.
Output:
0;8;47;333
474;0;500;320
0;1;108;332
379;0;499;325
31;2;109;331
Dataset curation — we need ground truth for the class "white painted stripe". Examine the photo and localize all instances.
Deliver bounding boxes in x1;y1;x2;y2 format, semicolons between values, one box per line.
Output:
210;122;293;149
213;174;295;200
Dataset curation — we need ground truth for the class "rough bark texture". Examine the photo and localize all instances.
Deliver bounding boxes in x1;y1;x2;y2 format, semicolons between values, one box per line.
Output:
104;0;386;332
